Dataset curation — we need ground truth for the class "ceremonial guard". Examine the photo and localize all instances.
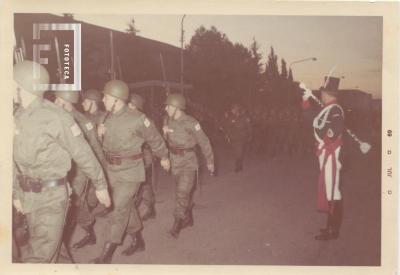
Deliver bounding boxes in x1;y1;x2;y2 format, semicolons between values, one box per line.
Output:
13;60;111;263
163;93;214;238
94;80;170;263
301;77;344;241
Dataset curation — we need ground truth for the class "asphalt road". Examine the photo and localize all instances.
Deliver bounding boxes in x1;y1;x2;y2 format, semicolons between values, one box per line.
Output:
68;140;381;266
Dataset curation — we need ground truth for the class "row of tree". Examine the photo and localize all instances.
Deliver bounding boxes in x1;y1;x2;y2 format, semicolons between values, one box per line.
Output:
184;26;301;114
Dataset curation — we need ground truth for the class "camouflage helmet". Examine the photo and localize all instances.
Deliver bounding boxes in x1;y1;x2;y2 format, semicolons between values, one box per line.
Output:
55;90;80;104
83;89;103;102
130;93;145;110
102;80;129;101
13;60;50;96
165;93;186;110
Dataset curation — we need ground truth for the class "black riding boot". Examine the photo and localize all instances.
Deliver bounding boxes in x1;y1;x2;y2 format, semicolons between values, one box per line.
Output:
168;218;183;239
121;231;146;256
315;201;342;241
91;242;118;264
73;224;96;249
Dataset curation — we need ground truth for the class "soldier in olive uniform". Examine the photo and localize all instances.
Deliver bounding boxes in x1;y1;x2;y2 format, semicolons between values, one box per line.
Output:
94;80;170;263
13;60;111;263
163;93;214;239
81;89;105;126
222;103;252;172
128;94;157;221
122;94;158;257
53;91;107;249
81;89;110;216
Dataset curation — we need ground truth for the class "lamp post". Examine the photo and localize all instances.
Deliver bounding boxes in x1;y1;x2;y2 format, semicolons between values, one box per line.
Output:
289;57;317;69
288;57;317;106
180;14;186;94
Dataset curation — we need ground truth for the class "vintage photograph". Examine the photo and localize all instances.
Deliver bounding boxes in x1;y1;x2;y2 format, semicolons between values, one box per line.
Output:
11;11;383;267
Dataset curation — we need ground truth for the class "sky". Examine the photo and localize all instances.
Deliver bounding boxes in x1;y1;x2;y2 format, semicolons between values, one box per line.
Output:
72;14;382;98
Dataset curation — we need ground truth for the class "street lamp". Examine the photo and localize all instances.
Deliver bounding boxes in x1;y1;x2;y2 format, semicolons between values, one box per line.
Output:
289;57;317;69
180;14;186;94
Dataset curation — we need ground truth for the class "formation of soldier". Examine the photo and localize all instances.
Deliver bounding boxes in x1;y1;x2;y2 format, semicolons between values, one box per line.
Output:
12;59;369;263
12;60;214;264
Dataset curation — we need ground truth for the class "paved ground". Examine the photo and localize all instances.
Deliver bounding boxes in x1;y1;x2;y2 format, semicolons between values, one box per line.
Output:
68;140;381;265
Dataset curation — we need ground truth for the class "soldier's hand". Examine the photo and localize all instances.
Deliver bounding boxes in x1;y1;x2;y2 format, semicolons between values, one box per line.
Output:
97;123;106;138
13;199;24;214
160;158;171;171
96;189;111;208
207;163;215;173
162;125;169;135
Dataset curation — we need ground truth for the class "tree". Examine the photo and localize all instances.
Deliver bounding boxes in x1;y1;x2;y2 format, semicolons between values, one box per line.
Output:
288;68;294;82
126;18;139;35
280;59;288;80
186;26;255;112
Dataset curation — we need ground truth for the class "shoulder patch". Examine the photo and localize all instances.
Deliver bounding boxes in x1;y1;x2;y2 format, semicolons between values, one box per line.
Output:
194;123;201;131
144;118;151;128
70;123;82;137
85;122;94;131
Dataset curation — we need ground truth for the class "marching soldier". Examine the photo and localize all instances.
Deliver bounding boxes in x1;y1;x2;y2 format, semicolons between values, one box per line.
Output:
94;80;170;263
53;90;107;249
81;89;105;126
122;94;157;257
81;88;110;216
128;94;157;221
13;60;111;263
301;77;345;241
222;103;252;172
163;93;214;239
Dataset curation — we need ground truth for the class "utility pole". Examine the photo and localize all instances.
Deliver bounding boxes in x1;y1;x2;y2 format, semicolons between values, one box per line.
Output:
180;14;186;94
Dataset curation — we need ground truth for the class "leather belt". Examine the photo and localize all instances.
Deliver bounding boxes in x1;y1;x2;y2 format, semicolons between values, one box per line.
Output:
169;146;196;156
105;152;143;165
18;176;67;193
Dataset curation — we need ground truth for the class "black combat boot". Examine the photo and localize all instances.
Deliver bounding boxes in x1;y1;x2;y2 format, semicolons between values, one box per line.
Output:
72;224;96;249
168;218;182;239
121;231;146;256
140;205;156;221
181;206;194;229
91;242;118;264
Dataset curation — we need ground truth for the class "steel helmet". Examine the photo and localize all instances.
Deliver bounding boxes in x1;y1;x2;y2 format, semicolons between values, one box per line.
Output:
165;93;186;110
83;89;103;102
130;93;145;110
102;80;129;101
55;90;80;104
13;60;50;96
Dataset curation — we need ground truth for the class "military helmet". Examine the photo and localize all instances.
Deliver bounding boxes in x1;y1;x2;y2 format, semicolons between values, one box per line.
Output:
14;60;50;95
165;93;186;110
102;80;129;101
55;91;80;104
130;93;145;110
83;89;103;102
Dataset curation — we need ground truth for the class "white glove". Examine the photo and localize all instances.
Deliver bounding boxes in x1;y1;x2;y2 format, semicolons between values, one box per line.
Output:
302;88;313;101
207;163;215;173
96;189;111;208
13;199;24;214
160;158;171;171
